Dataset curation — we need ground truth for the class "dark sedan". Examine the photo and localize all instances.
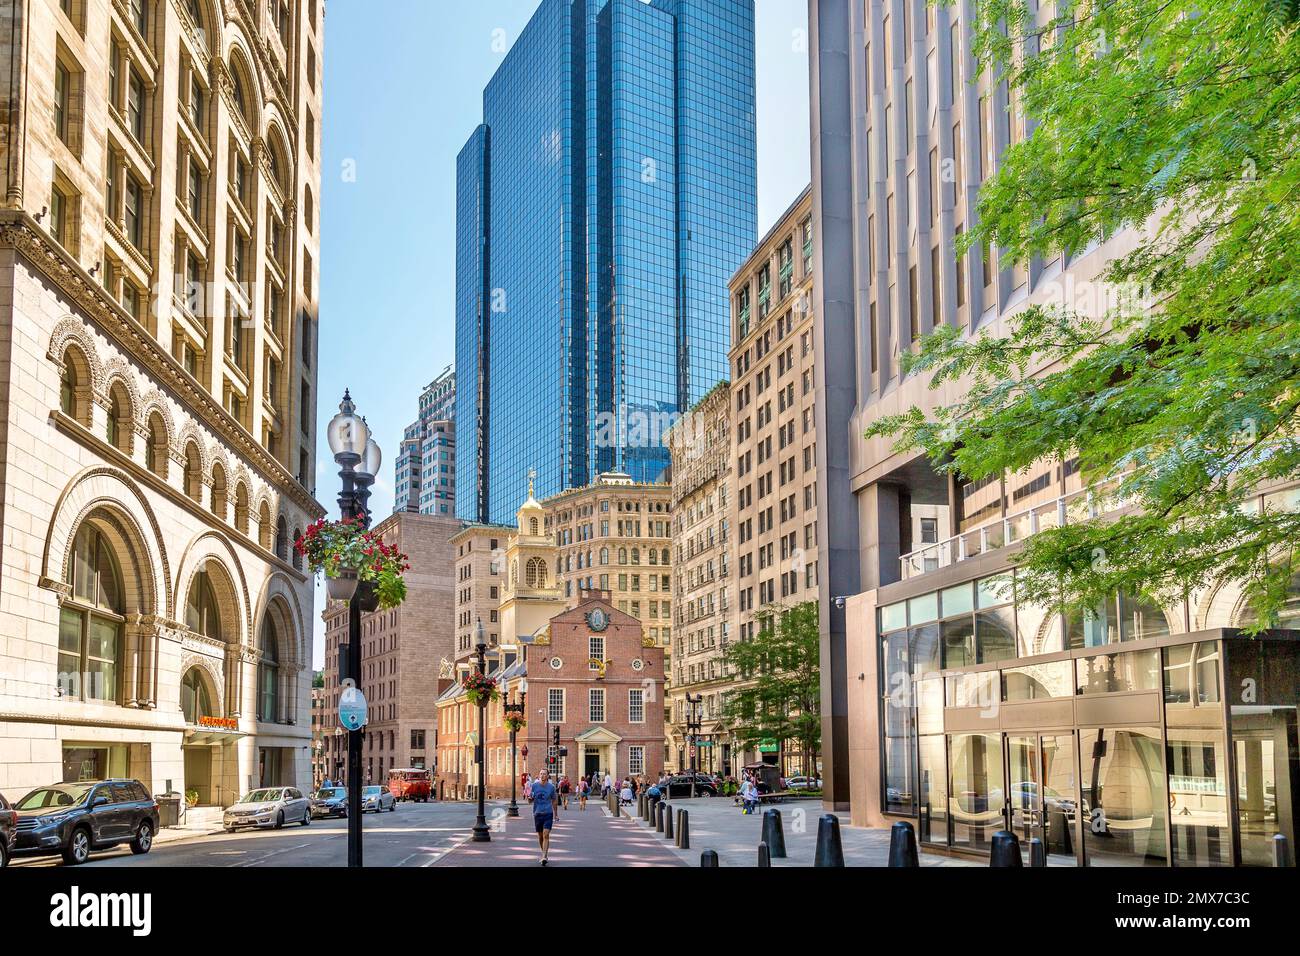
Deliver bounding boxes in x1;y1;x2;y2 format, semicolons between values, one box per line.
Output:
0;792;16;867
311;786;349;818
665;775;719;799
14;780;159;866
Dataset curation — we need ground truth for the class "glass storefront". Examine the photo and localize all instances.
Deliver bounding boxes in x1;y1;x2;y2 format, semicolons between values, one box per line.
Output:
879;574;1300;866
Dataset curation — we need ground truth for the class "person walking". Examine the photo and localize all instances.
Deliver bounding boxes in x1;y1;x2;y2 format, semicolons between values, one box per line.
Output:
523;773;534;804
560;774;571;810
577;775;589;810
602;772;613;799
531;768;560;865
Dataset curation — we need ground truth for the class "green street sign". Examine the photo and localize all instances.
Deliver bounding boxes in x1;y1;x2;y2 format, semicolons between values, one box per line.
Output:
758;739;779;753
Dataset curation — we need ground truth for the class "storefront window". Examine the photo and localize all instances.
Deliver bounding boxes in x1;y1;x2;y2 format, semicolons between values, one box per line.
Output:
1080;727;1168;866
949;733;1005;852
1003;660;1073;700
941;615;975;668
883;630;917;813
918;735;948;845
1076;648;1161;695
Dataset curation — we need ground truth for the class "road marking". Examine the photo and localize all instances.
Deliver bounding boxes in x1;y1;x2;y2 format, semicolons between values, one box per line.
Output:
228;842;313;867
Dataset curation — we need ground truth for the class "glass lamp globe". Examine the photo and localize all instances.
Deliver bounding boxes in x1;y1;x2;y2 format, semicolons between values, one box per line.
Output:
360;435;382;479
326;391;369;458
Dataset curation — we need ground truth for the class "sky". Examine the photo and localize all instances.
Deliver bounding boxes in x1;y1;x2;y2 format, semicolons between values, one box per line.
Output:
313;0;811;666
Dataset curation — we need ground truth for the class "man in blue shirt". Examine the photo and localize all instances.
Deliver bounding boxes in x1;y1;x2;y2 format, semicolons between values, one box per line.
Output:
531;769;559;865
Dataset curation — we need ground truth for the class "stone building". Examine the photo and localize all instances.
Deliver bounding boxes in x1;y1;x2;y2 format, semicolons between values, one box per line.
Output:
319;511;458;784
665;381;731;773
0;0;323;809
449;522;509;663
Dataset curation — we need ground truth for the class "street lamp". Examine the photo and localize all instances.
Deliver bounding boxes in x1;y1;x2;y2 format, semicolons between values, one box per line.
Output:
685;693;703;800
471;620;491;843
326;390;378;869
503;677;527;817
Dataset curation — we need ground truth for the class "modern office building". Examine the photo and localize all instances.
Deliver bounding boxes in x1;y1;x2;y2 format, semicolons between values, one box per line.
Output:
319;512;458;784
809;0;1298;864
455;0;758;525
0;0;323;806
393;366;456;516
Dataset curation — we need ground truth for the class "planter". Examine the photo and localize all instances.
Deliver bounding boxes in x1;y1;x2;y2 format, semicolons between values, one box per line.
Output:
327;570;360;602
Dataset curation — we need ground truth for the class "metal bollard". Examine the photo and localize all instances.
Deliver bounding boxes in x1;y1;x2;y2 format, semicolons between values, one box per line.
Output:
638;793;646;818
989;830;1023;867
700;849;719;867
677;808;691;850
663;804;675;841
888;820;919;867
762;808;787;858
1275;833;1293;868
813;813;845;867
655;799;666;832
758;840;771;868
1029;837;1046;868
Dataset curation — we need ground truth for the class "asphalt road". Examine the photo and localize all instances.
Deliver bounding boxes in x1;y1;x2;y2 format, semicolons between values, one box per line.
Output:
8;800;496;868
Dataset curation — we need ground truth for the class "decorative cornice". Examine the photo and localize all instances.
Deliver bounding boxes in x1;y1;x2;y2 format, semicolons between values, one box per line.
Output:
1;212;323;519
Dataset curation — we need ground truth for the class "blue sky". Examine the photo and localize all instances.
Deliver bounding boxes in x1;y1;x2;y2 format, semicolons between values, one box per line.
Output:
314;0;811;664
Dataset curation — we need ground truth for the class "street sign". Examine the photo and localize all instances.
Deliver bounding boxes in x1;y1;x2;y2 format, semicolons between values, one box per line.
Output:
339;681;368;732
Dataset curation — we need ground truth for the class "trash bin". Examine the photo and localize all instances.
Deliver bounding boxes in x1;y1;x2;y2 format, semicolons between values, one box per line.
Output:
157;793;181;829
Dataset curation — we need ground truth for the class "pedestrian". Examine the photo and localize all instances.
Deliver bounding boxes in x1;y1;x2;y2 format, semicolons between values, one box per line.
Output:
602;772;613;798
560;774;571;809
619;779;634;807
524;773;534;804
531;768;560;866
578;775;589;810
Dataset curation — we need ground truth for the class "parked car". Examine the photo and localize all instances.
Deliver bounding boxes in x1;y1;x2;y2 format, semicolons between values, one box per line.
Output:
311;786;348;819
665;775;718;799
786;775;822;791
0;792;16;868
361;785;396;813
13;780;159;866
223;787;312;831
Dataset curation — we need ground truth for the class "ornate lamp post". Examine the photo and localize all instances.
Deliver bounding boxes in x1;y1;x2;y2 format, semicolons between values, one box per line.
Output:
685;692;703;800
325;390;380;868
503;678;527;817
471;620;491;842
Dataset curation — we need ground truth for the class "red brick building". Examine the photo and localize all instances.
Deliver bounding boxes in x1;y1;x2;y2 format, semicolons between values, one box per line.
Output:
436;592;665;799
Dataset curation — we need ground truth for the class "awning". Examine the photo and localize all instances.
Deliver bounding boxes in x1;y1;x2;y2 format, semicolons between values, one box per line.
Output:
183;726;247;746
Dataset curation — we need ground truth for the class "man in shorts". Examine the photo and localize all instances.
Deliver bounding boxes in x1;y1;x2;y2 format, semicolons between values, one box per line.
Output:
531;768;560;865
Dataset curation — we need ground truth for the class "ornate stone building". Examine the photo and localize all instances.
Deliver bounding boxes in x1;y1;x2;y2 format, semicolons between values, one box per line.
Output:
0;0;323;808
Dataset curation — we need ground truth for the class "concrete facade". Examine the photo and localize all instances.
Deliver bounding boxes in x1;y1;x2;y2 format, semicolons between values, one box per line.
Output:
0;0;323;805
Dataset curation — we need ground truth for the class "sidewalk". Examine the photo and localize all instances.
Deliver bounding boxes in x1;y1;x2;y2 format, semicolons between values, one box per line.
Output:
625;797;980;867
434;802;686;867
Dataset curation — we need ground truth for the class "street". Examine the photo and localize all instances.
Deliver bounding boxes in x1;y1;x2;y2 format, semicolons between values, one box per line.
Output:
7;801;489;869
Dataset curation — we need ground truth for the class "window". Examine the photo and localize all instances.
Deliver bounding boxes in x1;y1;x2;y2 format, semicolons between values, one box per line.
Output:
49;181;74;250
258;617;280;722
629;746;645;776
920;517;938;544
58;525;123;702
187;161;203;221
54;60;71;144
629;688;645;723
547;688;564;724
588;636;605;669
181;668;212;724
589;688;605;723
124;176;143;249
185;569;222;638
127;68;145;143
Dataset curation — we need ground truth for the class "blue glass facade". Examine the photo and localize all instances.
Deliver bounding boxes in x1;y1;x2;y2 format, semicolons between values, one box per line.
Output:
456;0;756;525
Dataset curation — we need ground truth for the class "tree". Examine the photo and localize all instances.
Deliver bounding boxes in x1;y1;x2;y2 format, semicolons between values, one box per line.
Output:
722;601;821;777
867;1;1300;627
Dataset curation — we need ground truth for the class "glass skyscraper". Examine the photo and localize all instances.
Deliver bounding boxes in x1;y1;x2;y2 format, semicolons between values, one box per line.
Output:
455;0;757;524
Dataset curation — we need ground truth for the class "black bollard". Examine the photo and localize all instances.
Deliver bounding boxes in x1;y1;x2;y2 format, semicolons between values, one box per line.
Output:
656;799;665;832
1029;837;1046;868
677;808;691;850
700;849;719;867
888;820;919;867
758;841;771;868
663;803;674;841
762;808;788;859
813;813;845;867
989;830;1023;867
1275;833;1293;868
638;793;646;819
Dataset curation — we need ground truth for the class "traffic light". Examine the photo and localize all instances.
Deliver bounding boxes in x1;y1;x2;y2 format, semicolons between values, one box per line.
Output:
552;726;560;748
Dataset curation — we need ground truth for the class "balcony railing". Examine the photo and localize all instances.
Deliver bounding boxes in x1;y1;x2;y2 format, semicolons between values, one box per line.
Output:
898;477;1132;580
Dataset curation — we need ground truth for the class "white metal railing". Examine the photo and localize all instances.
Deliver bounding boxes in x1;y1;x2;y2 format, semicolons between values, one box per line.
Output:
898;477;1132;580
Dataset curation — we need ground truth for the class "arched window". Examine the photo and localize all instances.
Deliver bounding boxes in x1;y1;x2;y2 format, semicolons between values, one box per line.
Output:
275;516;288;559
529;517;539;536
185;569;222;639
258;502;273;549
525;557;547;589
258;617;280;722
59;346;91;425
106;384;132;452
210;463;227;519
234;483;250;534
231;69;247;118
59;524;124;702
618;548;628;564
1240;571;1300;629
181;668;213;724
183;443;203;501
632;547;641;565
600;547;609;566
145;413;168;477
291;528;302;570
661;548;669;565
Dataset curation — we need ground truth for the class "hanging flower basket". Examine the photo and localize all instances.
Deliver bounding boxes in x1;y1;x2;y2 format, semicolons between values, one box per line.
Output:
462;672;499;707
504;713;527;733
295;516;411;610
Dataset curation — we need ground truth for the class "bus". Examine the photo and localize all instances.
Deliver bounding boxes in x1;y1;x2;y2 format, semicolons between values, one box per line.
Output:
387;768;432;803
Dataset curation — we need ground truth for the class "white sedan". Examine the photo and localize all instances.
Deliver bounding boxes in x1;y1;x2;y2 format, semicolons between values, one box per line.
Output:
361;786;396;813
223;787;312;831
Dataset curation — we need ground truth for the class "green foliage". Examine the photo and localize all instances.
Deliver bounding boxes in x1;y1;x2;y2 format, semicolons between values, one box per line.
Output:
721;602;821;766
869;1;1300;628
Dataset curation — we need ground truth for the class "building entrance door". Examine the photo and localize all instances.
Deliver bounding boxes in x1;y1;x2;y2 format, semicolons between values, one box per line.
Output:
1005;732;1080;865
183;746;213;805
